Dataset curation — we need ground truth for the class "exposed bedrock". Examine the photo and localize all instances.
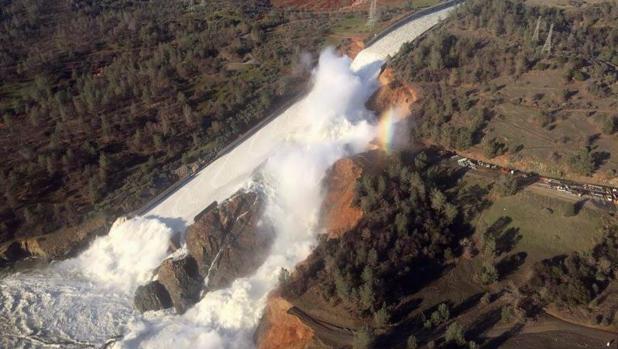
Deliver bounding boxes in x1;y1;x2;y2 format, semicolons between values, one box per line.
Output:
0;220;110;268
134;281;173;313
134;189;274;313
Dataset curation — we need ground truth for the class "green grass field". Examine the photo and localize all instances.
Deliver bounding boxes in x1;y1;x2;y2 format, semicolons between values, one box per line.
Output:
476;190;607;263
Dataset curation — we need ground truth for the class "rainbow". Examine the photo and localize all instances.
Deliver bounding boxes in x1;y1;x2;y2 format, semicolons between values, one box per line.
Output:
377;108;401;154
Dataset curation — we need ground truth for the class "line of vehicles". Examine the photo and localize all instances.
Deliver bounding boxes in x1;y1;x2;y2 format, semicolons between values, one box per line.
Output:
452;154;618;205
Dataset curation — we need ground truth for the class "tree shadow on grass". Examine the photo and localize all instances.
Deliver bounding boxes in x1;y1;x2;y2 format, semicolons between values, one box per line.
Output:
452;292;485;317
465;307;503;342
483;322;525;348
495;227;522;256
593;151;611;168
574;199;588;215
465;308;525;347
496;252;527;279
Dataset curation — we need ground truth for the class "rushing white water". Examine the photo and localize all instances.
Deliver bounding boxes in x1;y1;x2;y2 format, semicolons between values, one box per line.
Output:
116;48;378;349
351;5;456;71
0;7;454;348
0;49;379;349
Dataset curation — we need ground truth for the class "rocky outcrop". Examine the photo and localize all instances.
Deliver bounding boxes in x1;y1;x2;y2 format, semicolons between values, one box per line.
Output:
134;189;273;313
134;281;172;312
0;217;109;267
186;190;273;290
156;256;203;313
366;67;418;116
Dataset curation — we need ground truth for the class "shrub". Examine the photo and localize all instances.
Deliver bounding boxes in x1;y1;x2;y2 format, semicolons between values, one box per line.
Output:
373;305;390;327
430;303;450;326
445;322;466;346
495;175;520;196
568;148;595;176
478;262;499;285
501;305;514;323
572;70;588;81
353;327;374;349
483;137;507;158
406;335;418;349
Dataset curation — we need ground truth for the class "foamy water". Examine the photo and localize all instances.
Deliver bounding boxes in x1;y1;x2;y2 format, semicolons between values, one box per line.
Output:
0;7;453;348
0;49;379;349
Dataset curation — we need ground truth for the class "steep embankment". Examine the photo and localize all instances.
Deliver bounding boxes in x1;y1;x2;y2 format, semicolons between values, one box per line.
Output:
256;152;383;348
255;294;316;349
366;67;419;115
256;66;410;346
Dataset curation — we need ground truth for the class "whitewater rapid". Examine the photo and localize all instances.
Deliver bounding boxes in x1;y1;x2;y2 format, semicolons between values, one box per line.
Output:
0;5;456;348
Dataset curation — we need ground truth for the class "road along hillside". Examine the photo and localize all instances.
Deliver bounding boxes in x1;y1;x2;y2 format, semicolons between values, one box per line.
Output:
144;2;460;230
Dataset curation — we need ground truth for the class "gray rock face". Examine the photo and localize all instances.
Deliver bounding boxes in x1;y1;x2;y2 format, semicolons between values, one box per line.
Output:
134;281;172;312
133;189;274;314
157;256;202;314
186;191;274;291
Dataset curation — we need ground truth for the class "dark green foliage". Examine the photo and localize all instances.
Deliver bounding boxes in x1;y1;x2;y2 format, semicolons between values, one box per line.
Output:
430;303;450;326
0;0;330;240
571;70;588;81
478;262;499;285
568;147;595;176
373;304;391;327
482;137;507;159
500;305;514;323
282;152;482;323
390;0;618;179
530;226;618;306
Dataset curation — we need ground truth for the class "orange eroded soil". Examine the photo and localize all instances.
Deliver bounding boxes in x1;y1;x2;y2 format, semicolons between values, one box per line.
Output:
257;295;316;349
367;67;419;116
320;157;365;239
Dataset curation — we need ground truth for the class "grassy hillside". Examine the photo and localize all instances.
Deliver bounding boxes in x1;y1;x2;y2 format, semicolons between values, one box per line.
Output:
390;0;618;185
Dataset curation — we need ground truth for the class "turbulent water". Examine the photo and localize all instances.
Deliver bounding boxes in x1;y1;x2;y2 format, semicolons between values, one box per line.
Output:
0;49;380;349
0;7;455;348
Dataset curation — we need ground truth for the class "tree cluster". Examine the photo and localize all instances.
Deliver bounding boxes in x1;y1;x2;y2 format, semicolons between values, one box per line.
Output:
0;0;331;240
283;152;485;330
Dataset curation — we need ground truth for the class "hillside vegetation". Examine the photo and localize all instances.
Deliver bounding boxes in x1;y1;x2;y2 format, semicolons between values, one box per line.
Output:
0;0;335;242
278;148;618;348
391;0;618;184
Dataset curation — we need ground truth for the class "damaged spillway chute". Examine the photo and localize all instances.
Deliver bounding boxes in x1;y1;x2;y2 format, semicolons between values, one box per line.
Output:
0;4;458;349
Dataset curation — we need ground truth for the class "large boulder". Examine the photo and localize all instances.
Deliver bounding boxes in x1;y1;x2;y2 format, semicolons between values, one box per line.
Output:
133;189;274;313
134;281;172;312
186;190;274;290
157;256;203;314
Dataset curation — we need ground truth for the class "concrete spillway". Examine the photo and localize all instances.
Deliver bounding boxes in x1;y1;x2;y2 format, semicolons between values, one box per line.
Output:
144;4;457;229
0;4;458;349
351;5;457;71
